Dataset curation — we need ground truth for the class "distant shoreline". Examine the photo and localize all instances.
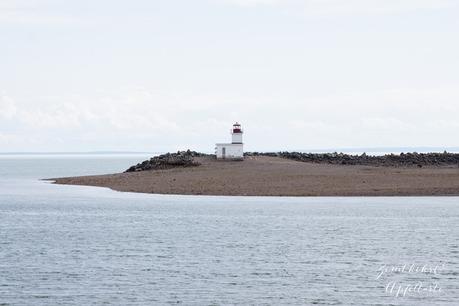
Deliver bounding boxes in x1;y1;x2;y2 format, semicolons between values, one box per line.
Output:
0;151;156;155
51;152;459;197
4;146;459;155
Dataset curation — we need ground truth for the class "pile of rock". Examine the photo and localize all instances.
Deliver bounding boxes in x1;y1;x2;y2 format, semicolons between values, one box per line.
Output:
245;151;459;167
125;150;206;172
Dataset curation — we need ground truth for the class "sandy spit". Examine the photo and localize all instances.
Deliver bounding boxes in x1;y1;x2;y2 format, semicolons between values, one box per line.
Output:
51;156;459;196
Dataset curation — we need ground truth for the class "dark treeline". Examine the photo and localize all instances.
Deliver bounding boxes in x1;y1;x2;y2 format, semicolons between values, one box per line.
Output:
245;151;459;167
125;150;206;172
127;150;459;172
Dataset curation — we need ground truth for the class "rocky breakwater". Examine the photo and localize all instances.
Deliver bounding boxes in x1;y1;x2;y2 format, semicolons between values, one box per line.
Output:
245;151;459;167
125;150;209;172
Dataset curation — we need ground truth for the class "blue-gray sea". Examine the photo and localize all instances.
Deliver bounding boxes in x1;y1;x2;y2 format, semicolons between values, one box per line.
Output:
0;155;458;305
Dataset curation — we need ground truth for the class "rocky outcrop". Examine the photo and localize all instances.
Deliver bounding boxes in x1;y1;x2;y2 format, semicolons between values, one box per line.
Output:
245;151;459;167
125;150;209;172
127;150;459;172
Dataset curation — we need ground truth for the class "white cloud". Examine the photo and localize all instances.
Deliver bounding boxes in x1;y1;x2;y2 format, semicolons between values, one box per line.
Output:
0;11;79;25
305;0;456;15
7;89;183;132
283;87;459;148
220;0;283;7
0;0;84;25
220;0;457;15
2;86;459;151
0;0;41;10
0;94;17;119
20;107;82;128
0;132;14;144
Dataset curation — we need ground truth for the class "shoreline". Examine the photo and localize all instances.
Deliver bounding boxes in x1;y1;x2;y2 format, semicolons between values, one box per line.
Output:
51;155;459;197
46;180;459;198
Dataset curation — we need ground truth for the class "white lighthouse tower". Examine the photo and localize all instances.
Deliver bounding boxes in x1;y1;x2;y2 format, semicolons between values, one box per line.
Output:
215;122;244;160
231;122;243;144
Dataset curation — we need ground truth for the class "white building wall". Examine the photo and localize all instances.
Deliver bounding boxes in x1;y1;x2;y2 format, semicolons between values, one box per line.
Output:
216;143;243;160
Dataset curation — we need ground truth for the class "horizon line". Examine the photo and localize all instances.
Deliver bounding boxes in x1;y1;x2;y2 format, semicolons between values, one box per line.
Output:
1;146;459;155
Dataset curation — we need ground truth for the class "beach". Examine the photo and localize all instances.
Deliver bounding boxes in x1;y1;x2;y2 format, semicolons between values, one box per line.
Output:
52;156;459;196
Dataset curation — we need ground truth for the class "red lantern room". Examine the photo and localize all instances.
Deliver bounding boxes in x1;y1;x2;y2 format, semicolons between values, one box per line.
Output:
231;122;243;134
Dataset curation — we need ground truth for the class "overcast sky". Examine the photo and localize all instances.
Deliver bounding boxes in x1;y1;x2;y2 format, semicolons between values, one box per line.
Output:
1;0;458;152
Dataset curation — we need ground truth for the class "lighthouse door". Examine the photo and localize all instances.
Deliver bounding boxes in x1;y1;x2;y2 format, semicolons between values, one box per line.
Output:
222;147;226;159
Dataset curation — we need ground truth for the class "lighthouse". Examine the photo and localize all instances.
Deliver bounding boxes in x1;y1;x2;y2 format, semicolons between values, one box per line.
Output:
215;123;244;160
231;122;243;144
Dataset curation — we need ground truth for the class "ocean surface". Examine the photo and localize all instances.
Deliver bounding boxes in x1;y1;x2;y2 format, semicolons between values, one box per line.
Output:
0;155;458;305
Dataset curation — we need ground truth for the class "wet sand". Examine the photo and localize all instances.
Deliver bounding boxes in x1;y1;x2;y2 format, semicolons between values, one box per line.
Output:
51;156;459;196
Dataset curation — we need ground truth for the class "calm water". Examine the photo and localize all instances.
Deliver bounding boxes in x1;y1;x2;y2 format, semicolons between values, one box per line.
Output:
0;155;458;305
